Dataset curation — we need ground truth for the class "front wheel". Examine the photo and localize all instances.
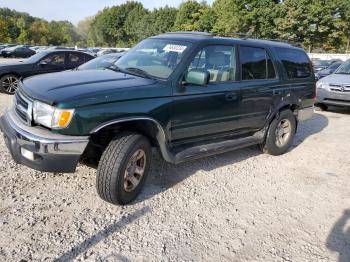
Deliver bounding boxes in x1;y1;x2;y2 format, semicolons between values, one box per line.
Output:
0;74;20;94
96;132;152;205
316;103;328;111
260;110;296;156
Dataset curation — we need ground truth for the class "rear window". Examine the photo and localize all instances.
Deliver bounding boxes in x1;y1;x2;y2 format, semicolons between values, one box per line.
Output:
275;48;311;79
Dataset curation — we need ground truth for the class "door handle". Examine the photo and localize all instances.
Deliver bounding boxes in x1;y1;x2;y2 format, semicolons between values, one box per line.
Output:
225;93;238;101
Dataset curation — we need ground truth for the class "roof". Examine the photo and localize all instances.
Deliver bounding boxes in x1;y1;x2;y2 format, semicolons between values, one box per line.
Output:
39;49;94;56
153;31;300;50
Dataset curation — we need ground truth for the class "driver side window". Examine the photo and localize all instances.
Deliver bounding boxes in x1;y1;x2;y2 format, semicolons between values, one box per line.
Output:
41;53;65;67
187;45;236;83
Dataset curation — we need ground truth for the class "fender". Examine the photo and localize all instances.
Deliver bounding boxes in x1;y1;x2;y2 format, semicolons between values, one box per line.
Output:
260;100;301;139
90;117;176;163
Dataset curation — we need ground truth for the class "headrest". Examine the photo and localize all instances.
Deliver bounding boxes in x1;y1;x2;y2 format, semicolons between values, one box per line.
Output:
208;52;226;66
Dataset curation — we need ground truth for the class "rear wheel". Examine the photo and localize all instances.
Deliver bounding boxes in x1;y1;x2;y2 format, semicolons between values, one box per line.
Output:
0;74;20;94
96;132;152;205
260;110;296;156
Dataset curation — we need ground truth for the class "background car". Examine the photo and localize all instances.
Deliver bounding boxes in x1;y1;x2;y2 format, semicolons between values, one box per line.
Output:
77;52;125;70
315;61;343;80
1;46;36;58
96;48;120;56
0;50;94;94
313;59;342;72
316;59;350;111
0;44;16;51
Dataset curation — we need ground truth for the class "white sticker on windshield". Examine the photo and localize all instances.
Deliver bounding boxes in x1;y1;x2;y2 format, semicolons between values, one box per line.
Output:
163;44;187;53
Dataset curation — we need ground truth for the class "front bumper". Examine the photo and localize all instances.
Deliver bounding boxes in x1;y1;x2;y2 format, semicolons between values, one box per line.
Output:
316;88;350;107
0;109;89;173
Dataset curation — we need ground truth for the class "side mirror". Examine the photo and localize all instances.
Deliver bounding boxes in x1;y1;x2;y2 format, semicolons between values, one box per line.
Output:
184;69;210;86
39;60;48;66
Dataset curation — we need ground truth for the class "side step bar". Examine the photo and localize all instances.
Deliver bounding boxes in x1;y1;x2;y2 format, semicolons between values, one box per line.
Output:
173;136;263;164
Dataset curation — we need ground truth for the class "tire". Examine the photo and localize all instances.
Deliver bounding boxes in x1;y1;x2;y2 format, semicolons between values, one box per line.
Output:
261;110;296;156
317;103;328;111
0;74;20;95
96;132;152;205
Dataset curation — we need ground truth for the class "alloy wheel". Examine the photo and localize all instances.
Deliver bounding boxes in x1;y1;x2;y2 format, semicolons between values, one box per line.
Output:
2;76;20;94
275;118;292;147
123;149;146;192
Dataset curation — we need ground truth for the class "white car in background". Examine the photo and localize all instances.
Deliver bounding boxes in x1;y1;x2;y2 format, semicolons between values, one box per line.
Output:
316;59;350;110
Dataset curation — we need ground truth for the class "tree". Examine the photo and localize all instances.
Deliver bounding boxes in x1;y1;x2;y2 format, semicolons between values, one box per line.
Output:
76;16;94;42
212;0;246;34
174;1;202;31
0;18;12;43
275;0;345;52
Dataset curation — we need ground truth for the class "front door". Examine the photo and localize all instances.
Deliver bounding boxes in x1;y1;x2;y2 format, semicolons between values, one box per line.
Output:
33;52;66;77
171;44;241;146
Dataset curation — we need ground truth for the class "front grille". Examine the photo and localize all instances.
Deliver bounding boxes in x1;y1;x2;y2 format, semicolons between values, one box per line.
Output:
329;84;350;93
14;91;33;125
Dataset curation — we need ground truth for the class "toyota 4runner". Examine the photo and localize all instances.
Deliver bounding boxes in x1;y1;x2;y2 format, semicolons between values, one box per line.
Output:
0;32;315;205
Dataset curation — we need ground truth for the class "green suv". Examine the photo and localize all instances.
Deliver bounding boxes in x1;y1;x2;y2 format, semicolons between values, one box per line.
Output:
0;32;315;205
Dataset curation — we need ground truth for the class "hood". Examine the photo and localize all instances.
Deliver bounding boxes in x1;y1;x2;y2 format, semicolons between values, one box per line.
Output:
319;73;350;85
21;69;156;105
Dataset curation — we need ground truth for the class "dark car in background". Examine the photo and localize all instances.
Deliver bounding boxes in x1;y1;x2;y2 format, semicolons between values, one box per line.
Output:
313;59;342;72
1;46;36;58
0;44;16;51
0;50;94;94
77;52;125;70
315;61;342;80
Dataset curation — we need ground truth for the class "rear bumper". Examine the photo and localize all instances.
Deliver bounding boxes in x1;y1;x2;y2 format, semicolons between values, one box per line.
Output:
297;106;314;121
0;109;89;173
316;88;350;107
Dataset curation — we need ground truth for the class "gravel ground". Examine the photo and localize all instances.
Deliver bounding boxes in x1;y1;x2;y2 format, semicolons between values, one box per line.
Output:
0;92;350;262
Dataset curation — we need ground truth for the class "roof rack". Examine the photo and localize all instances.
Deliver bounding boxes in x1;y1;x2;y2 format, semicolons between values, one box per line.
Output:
213;32;254;40
163;31;301;47
164;31;214;37
215;32;299;46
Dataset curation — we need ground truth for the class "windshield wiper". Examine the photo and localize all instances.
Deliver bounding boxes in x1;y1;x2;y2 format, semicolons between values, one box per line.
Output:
335;72;350;75
107;64;123;72
124;67;156;80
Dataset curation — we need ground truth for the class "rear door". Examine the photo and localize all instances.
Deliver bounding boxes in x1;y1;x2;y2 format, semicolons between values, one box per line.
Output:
237;45;281;132
66;52;86;69
171;44;241;145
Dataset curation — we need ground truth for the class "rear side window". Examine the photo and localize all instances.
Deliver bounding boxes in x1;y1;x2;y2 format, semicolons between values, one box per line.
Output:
67;53;85;67
275;48;311;78
240;46;276;80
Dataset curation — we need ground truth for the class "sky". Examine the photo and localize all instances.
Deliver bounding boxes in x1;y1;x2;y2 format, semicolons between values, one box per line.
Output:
0;0;215;25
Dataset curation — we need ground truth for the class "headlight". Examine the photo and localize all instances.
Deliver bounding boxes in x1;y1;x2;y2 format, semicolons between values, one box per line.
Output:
316;82;328;90
33;101;75;129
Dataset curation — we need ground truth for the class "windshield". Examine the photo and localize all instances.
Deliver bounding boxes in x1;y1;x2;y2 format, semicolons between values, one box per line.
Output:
328;62;342;70
335;60;350;74
24;52;47;63
115;39;191;79
78;53;123;70
314;60;332;67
